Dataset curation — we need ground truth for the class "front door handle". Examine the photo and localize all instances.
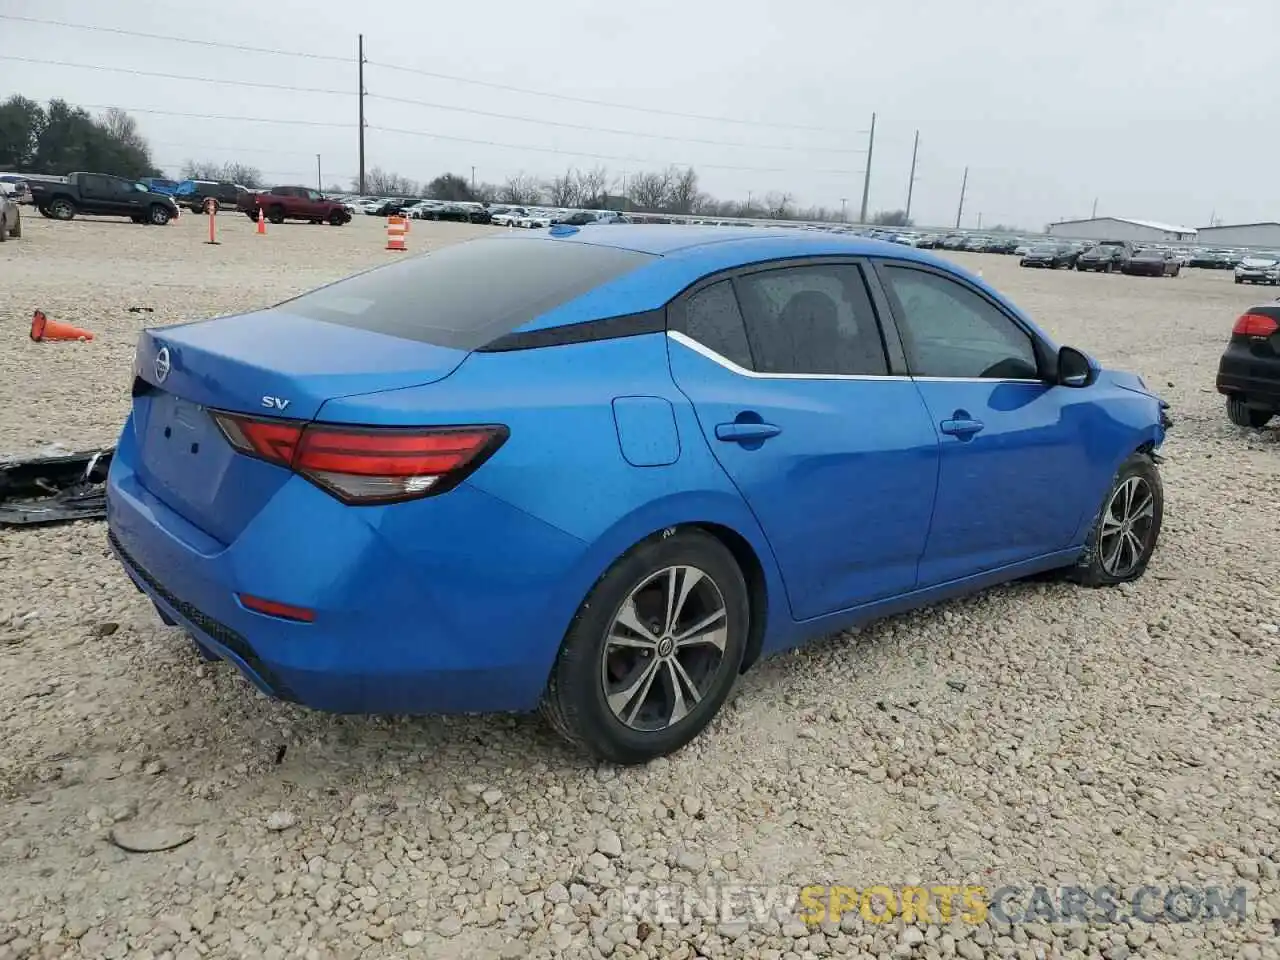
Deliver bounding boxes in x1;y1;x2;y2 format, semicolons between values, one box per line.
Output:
940;417;984;438
715;421;782;443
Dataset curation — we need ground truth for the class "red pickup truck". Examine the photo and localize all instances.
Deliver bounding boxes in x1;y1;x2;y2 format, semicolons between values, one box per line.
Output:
239;186;352;225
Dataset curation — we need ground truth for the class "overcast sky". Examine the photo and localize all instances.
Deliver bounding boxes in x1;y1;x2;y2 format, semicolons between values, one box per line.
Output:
3;0;1276;230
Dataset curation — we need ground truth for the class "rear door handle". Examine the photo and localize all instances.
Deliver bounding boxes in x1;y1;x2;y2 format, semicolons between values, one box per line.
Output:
940;418;984;438
715;422;782;443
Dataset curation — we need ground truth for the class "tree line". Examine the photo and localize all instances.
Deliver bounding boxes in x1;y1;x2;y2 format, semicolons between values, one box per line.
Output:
356;164;900;224
0;96;160;180
2;95;920;225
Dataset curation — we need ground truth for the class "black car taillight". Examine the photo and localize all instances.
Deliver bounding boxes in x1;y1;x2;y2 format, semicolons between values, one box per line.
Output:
211;412;508;505
1232;313;1279;338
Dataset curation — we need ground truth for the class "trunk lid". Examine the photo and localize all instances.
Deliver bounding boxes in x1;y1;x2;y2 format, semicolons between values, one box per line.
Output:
130;309;469;543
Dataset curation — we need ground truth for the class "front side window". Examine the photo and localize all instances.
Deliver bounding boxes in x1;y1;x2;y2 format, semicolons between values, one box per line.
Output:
880;266;1040;380
733;264;888;376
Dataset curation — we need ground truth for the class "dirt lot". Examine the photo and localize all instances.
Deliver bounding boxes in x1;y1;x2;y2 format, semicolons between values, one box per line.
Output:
0;212;1277;960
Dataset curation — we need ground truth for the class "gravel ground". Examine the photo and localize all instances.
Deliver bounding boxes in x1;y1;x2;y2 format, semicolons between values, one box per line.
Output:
1;213;1277;960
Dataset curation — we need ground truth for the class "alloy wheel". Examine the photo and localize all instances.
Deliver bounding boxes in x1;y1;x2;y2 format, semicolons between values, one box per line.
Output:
600;565;729;732
1100;476;1155;577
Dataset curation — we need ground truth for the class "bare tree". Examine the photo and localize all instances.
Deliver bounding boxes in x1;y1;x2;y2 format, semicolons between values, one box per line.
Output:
668;167;701;215
473;181;499;203
544;170;580;208
628;169;673;212
764;191;794;219
575;166;609;208
179;159;263;187
101;107;148;152
872;209;912;227
500;174;542;205
364;166;419;196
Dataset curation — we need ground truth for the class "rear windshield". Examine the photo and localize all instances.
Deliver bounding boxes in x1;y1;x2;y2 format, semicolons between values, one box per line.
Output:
276;237;655;349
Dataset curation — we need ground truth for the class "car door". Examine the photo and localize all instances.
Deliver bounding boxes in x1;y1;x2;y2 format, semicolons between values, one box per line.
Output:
872;260;1091;585
76;174;119;214
666;259;940;621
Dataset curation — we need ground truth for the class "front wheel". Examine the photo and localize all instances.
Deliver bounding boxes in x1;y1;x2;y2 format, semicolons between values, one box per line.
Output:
1067;452;1163;587
328;211;346;226
48;198;76;220
267;206;285;225
1227;396;1273;429
541;529;749;764
148;204;171;225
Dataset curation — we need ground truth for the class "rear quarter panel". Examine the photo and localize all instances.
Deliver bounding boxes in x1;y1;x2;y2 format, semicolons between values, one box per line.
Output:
315;333;792;668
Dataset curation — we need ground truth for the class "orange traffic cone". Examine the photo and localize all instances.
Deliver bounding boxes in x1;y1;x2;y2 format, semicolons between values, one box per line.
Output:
257;208;266;235
30;310;94;342
386;215;407;251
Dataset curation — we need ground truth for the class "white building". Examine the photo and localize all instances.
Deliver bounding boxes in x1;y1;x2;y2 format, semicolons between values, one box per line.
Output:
1194;223;1280;248
1045;217;1197;243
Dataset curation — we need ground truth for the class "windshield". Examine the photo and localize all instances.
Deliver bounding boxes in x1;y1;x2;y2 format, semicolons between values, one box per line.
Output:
134;183;149;192
1030;244;1058;253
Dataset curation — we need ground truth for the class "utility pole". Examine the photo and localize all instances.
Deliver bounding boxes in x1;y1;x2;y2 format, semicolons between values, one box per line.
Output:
905;129;919;224
471;166;476;193
316;154;322;193
977;212;983;230
1091;197;1098;219
955;166;968;229
840;198;848;222
357;34;366;196
858;111;876;224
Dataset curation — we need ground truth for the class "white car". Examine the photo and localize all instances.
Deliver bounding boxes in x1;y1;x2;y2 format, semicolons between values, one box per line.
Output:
517;209;552;228
490;207;528;227
0;182;22;241
406;200;444;220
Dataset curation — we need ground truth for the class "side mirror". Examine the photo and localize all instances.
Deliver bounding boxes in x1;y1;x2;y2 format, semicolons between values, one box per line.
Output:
1057;345;1098;388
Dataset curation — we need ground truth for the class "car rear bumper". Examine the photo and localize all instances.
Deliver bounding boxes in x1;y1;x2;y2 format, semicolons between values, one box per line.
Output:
1217;349;1280;407
105;422;586;715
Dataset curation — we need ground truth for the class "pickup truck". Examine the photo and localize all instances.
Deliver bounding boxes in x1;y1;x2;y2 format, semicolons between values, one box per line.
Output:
28;173;180;224
238;186;352;225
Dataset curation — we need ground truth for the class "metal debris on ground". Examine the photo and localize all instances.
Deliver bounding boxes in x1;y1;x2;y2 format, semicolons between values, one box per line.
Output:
0;448;113;527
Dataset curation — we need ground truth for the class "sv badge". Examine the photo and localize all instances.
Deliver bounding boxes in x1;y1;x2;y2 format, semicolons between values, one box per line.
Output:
261;396;291;411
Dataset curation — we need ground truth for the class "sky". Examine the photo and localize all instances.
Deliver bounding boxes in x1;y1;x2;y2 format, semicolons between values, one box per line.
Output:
2;0;1277;231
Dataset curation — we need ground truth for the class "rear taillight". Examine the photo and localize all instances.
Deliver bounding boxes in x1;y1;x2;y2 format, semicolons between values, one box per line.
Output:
211;413;507;505
1232;313;1279;337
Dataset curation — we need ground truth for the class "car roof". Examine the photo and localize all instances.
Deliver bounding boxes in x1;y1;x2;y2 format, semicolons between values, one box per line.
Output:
520;223;945;262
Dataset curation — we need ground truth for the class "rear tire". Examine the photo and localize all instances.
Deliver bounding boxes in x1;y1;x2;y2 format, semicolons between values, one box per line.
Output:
1227;396;1273;429
540;529;749;764
1066;452;1163;587
267;206;285;225
328;210;346;226
48;198;76;221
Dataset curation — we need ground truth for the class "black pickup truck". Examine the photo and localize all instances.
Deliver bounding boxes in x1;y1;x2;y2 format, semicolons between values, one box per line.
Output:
29;172;181;225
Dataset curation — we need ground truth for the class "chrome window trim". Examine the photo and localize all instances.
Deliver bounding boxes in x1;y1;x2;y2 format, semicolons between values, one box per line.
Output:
666;330;1045;385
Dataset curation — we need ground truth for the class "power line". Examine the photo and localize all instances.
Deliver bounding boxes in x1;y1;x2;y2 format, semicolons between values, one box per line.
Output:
6;14;857;136
0;14;348;62
148;140;336;159
366;59;846;134
3;54;861;157
368;93;864;154
0;56;352;97
77;104;350;129
369;124;860;176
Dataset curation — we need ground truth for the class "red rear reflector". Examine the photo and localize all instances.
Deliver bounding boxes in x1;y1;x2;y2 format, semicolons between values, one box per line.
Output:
1233;313;1279;337
211;413;507;505
238;593;315;623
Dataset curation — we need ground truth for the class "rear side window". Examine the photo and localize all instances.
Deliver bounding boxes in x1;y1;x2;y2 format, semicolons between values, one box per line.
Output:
669;280;753;369
278;237;655;349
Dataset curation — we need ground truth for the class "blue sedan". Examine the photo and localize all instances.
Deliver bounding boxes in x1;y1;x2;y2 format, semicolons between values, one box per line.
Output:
107;225;1169;763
